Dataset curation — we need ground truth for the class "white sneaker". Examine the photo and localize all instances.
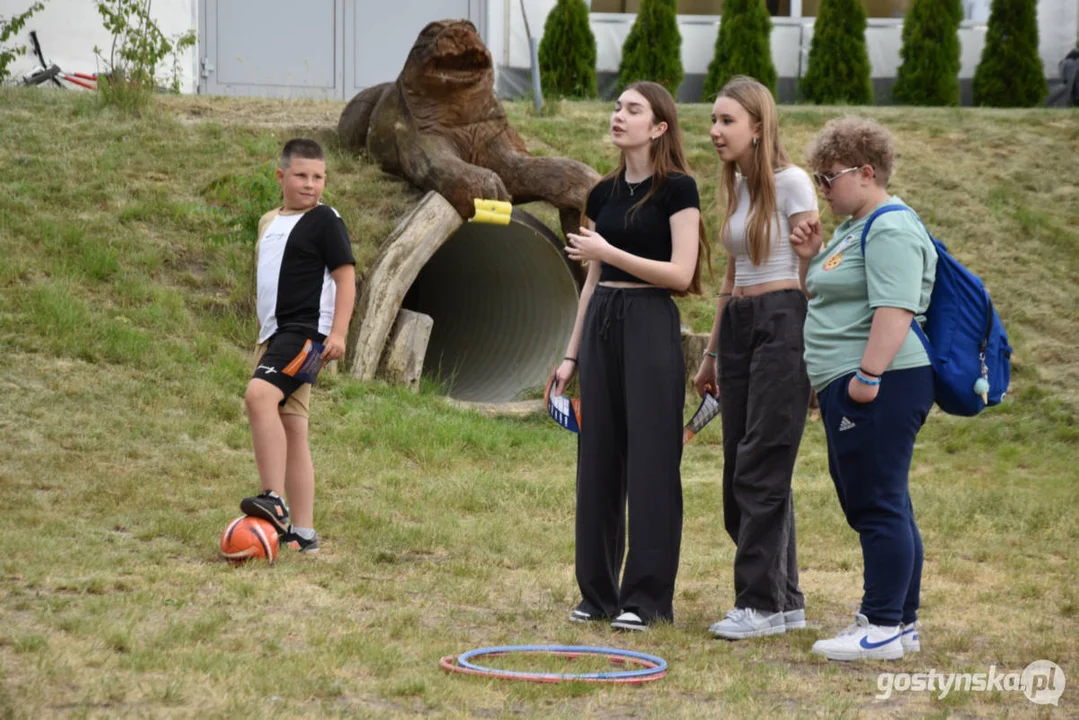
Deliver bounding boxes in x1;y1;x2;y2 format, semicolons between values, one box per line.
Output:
709;607;786;640
610;611;648;631
784;608;807;630
901;621;920;653
811;613;904;661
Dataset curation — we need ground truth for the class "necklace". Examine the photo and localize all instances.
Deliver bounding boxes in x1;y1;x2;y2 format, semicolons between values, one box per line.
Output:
625;176;647;196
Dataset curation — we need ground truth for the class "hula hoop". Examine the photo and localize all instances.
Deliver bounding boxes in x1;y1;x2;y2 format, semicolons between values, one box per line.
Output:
439;644;667;684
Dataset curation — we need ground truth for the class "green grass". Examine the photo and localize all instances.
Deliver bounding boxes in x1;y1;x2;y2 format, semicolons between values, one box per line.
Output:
0;89;1077;717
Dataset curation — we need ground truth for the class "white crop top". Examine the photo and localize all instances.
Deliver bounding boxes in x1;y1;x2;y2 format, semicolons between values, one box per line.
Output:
722;166;818;287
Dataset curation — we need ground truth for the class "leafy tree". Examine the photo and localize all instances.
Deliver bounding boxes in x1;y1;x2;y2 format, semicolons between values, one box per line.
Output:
894;0;963;106
618;0;683;97
972;0;1046;107
539;0;598;99
703;0;776;100
800;0;873;105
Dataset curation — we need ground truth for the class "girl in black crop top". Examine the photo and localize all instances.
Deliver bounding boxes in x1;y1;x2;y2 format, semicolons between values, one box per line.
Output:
552;82;708;630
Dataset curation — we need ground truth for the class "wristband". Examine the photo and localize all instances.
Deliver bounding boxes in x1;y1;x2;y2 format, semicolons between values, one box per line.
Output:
564;356;577;364
704;350;718;359
855;370;881;386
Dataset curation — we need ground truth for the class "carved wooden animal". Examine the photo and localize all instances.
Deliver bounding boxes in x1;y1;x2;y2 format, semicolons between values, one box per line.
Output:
338;19;599;238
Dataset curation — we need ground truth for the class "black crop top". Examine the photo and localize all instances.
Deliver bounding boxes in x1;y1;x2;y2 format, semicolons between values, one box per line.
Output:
585;171;700;284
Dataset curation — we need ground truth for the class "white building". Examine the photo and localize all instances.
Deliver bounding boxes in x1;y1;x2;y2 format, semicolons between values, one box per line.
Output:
3;0;1076;103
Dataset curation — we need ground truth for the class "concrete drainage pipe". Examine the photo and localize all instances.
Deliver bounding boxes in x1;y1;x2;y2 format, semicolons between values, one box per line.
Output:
348;191;582;406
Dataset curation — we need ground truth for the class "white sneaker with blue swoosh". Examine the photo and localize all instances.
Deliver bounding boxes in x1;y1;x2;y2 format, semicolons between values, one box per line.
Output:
811;613;904;661
901;621;920;652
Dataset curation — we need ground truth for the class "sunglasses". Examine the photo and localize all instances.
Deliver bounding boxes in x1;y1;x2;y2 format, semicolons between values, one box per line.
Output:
813;166;861;189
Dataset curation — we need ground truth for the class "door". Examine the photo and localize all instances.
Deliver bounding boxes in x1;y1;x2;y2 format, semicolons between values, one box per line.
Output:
201;0;485;99
343;0;483;96
200;0;344;99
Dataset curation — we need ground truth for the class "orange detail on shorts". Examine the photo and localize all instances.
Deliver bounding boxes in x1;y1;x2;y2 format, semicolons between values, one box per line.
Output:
282;340;313;376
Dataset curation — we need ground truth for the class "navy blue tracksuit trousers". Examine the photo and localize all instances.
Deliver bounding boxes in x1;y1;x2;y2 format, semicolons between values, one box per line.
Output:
816;365;933;626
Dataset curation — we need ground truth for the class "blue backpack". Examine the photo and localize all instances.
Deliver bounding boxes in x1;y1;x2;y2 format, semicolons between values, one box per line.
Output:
861;206;1011;417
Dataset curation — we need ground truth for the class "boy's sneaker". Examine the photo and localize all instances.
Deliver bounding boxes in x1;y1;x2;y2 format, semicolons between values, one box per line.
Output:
709;607;786;640
811;613;904;661
610;612;648;632
280;528;320;554
784;608;807;630
901;621;920;653
240;490;290;535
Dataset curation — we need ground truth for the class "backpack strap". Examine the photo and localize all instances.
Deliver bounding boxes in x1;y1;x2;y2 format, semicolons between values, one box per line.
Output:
858;204;934;360
858;204;915;253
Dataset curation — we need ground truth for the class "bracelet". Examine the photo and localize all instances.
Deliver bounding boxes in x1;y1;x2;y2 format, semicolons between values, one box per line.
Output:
855;370;881;386
704;350;718;359
564;356;577;364
859;366;881;378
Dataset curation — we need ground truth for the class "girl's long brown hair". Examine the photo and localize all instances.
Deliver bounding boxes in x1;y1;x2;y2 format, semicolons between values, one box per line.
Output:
716;76;791;266
594;81;711;296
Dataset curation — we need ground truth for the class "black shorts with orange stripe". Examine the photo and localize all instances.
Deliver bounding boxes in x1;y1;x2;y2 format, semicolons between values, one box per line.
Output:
252;330;326;405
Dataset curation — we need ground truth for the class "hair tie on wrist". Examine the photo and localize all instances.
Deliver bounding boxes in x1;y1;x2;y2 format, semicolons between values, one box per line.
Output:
859;366;880;378
564;356;577;364
705;350;718;359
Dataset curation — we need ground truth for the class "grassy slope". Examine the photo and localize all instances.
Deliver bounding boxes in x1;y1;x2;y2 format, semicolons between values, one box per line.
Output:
0;89;1077;718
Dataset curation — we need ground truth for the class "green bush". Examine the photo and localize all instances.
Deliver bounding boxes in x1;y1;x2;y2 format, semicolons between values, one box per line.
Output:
973;0;1047;107
618;0;683;97
539;0;597;99
702;0;776;101
0;2;45;84
894;0;962;106
799;0;873;105
94;0;195;112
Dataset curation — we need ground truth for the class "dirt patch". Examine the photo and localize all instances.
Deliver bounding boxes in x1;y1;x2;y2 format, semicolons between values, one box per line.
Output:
158;95;346;129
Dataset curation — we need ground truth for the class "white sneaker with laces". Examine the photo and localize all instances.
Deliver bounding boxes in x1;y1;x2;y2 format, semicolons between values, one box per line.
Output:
811;613;904;661
709;607;786;640
784;608;807;630
901;621;920;653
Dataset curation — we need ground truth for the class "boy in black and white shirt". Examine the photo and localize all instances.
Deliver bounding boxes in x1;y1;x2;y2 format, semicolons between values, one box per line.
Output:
239;138;355;553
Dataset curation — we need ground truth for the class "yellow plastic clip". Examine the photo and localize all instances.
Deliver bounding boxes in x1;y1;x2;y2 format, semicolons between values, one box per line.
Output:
473;199;513;216
471;208;511;225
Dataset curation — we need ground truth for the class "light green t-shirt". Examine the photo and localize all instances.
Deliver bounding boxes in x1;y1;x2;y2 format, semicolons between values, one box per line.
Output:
804;197;937;391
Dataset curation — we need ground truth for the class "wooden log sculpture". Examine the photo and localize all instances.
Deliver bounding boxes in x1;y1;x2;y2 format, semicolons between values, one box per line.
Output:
338;19;600;238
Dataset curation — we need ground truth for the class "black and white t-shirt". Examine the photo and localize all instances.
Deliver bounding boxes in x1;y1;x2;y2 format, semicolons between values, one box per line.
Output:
255;204;355;344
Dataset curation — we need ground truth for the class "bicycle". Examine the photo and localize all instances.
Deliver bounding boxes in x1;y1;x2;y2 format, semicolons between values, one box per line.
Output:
20;30;98;90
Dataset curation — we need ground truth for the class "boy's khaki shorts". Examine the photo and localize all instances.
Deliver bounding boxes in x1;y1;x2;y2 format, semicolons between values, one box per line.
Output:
253;340;312;418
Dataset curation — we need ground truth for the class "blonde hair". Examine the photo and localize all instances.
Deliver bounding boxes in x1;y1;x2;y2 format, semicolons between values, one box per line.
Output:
716;76;791;266
806;116;896;186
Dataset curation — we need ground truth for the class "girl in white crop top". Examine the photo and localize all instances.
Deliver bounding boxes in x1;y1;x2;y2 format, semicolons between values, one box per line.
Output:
723;165;818;286
692;77;819;642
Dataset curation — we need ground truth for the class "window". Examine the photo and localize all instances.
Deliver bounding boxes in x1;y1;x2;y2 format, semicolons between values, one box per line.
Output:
800;0;911;17
589;0;913;18
589;1;783;13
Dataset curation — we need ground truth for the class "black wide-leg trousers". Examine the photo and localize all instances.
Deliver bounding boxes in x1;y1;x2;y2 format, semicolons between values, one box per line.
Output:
717;289;809;614
575;286;685;623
